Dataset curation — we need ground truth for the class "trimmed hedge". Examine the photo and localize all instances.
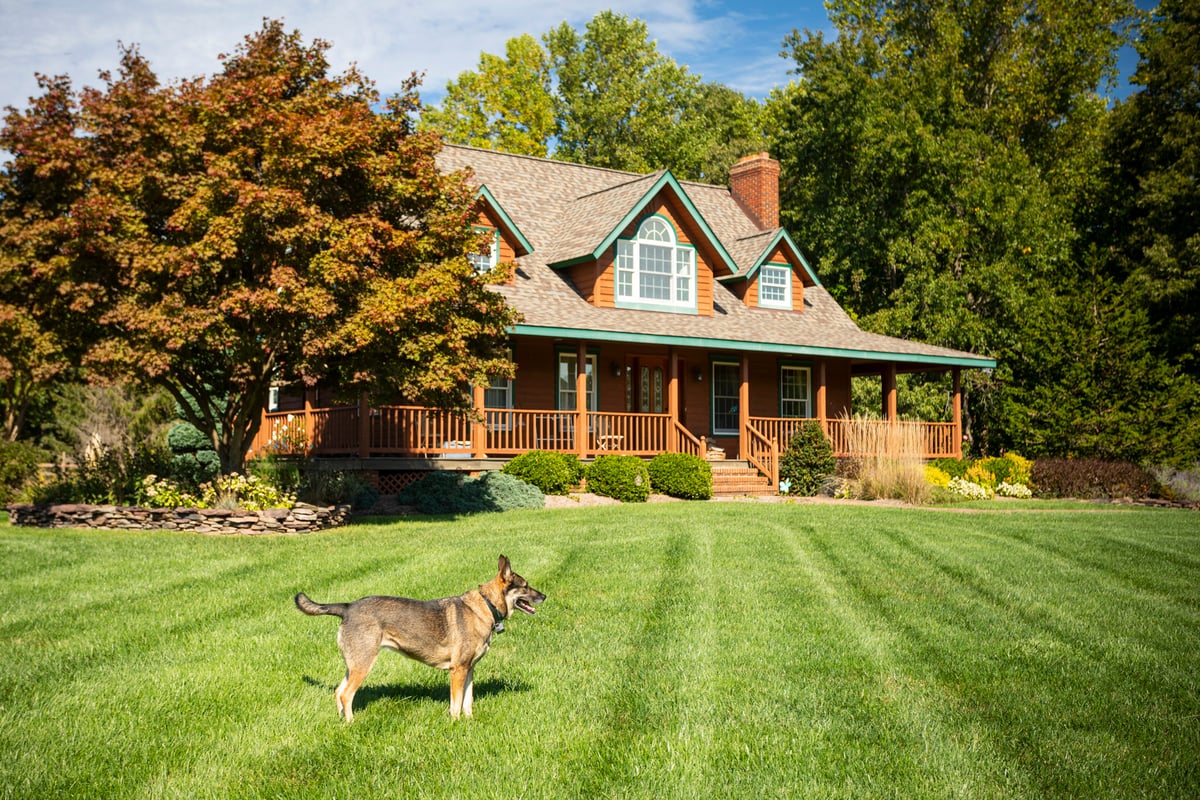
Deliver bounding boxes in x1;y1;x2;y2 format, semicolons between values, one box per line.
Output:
397;470;544;514
502;450;583;495
587;455;651;503
648;453;712;500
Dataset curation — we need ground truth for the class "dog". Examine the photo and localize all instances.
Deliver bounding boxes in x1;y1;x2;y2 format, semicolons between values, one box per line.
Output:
295;554;545;721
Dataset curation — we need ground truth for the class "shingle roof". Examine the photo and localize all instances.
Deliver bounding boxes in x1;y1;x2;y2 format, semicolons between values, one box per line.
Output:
436;144;995;370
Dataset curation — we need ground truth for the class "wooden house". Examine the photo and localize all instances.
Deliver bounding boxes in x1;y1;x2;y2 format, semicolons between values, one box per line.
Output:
254;145;996;493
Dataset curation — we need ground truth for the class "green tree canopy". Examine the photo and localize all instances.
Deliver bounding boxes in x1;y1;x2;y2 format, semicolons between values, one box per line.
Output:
1;20;518;473
422;11;764;182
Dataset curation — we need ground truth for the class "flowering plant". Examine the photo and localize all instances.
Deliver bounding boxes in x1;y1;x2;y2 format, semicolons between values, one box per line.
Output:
996;481;1033;499
947;477;994;500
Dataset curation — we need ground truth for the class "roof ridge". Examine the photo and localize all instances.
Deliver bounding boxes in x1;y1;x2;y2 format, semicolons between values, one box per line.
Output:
570;170;665;201
440;142;650;181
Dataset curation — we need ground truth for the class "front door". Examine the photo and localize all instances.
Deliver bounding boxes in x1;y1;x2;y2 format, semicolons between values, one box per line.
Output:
626;357;667;413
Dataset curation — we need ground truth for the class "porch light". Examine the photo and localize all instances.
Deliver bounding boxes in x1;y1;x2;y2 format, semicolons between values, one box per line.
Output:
611;362;623;377
694;367;704;382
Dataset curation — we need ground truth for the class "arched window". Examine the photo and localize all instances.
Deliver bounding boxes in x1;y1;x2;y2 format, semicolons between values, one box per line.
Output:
615;217;695;311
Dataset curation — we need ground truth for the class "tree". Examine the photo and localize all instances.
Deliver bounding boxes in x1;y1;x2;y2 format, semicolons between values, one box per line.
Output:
0;76;90;442
768;0;1137;455
421;34;555;157
1;20;518;474
1098;0;1200;379
423;11;765;182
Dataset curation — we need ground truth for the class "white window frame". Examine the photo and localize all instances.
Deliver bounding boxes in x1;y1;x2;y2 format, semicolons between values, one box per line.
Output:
557;352;597;412
468;227;499;273
779;365;811;418
711;361;740;436
758;264;792;309
615;216;696;312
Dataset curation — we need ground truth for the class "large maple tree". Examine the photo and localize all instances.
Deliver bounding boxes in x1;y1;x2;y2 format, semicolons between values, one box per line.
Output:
1;20;517;473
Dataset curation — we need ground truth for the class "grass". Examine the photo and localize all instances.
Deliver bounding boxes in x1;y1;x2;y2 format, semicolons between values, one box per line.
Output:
1;503;1198;799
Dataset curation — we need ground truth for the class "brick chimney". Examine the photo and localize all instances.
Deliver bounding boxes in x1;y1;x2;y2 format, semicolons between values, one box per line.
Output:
729;152;780;230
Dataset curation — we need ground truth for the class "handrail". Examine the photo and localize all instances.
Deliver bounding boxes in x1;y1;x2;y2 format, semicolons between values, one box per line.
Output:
672;420;703;457
744;421;779;490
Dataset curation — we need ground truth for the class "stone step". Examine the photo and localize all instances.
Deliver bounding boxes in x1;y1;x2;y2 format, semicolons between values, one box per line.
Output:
707;459;775;496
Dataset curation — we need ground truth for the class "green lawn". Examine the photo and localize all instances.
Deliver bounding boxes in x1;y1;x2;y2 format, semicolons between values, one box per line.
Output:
1;503;1197;799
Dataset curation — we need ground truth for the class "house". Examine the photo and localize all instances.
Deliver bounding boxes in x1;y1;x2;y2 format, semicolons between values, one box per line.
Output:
255;145;996;493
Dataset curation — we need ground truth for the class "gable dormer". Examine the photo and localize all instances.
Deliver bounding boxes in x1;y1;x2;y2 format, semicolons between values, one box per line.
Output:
719;229;820;312
548;171;736;316
469;185;532;283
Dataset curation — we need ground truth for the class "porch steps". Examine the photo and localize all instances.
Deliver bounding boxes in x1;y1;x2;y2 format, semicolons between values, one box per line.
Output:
708;459;775;497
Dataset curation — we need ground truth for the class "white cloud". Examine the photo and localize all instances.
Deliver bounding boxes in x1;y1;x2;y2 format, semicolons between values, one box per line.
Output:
1;0;803;118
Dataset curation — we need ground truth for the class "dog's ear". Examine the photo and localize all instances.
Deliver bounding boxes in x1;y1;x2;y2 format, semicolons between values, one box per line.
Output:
498;554;512;578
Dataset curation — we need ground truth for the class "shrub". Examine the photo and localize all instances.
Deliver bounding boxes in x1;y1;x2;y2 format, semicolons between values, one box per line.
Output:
928;458;970;479
0;441;42;504
586;455;650;503
1030;458;1159;499
298;469;380;510
27;439;175;505
1001;453;1033;486
647;453;712;500
398;470;544;514
502;450;581;495
924;464;952;488
779;421;836;496
965;463;997;488
201;472;296;510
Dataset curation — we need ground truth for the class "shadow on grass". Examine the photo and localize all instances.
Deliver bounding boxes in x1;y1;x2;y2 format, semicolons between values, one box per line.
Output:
302;674;531;714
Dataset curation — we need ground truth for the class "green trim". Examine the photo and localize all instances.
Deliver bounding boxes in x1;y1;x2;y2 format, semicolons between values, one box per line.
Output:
549;171;739;275
717;229;821;287
476;185;534;256
512;324;997;370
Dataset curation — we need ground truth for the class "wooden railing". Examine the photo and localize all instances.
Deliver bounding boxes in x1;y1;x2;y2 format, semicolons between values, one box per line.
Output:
749;416;959;459
744;421;779;490
253;407;959;464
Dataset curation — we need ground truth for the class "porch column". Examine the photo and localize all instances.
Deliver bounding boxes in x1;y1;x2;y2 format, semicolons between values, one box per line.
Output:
471;383;487;459
739;355;750;457
816;360;827;435
882;364;898;421
576;341;588;458
667;348;679;452
358;392;371;459
952;368;963;459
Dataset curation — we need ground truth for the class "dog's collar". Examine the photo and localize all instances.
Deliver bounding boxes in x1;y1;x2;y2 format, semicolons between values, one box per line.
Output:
481;591;505;634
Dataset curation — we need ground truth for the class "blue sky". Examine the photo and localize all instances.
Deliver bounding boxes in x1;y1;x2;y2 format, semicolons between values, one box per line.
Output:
0;1;1149;122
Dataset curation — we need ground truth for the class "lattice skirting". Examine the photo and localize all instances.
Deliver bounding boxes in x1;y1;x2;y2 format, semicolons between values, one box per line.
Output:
375;470;430;496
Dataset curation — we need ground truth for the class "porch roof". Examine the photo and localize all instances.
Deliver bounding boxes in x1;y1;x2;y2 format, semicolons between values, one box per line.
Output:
437;145;997;372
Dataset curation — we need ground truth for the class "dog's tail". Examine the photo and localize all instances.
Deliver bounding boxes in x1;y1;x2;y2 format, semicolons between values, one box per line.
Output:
294;592;349;618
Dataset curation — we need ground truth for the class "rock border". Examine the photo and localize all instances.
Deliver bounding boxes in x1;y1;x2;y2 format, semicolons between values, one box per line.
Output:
5;502;350;535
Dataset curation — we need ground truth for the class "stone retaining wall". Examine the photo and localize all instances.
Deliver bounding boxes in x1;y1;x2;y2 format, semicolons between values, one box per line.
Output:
5;502;350;534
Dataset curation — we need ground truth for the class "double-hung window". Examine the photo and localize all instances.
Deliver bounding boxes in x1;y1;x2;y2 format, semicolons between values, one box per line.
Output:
758;264;792;309
557;352;597;411
711;361;740;436
615;217;695;312
468;227;499;273
780;365;811;418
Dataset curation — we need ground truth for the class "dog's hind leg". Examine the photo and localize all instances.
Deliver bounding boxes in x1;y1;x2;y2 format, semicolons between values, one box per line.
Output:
335;653;377;723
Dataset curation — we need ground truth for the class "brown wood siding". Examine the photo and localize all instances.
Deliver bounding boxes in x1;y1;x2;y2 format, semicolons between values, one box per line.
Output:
825;360;853;417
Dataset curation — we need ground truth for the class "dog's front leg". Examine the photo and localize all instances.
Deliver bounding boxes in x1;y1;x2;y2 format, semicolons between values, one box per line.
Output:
449;664;469;719
462;664;475;718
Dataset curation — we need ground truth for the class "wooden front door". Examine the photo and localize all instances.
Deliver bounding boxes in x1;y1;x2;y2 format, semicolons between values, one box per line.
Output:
625;357;667;414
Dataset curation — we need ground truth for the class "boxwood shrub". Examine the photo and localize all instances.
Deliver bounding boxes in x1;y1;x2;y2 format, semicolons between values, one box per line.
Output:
586;455;651;503
647;453;712;500
398;470;544;514
502;450;583;495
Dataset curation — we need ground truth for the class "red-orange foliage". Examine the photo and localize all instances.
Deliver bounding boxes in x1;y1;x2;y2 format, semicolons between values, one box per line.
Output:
1;20;517;472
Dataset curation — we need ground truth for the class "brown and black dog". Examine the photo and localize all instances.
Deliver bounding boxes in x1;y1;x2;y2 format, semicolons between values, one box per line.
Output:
295;555;545;721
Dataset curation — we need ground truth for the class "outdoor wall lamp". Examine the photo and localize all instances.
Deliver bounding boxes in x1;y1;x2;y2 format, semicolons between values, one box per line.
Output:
611;362;623;377
694;368;704;382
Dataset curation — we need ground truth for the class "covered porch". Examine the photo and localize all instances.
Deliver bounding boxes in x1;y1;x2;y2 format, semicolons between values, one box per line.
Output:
253;343;969;492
